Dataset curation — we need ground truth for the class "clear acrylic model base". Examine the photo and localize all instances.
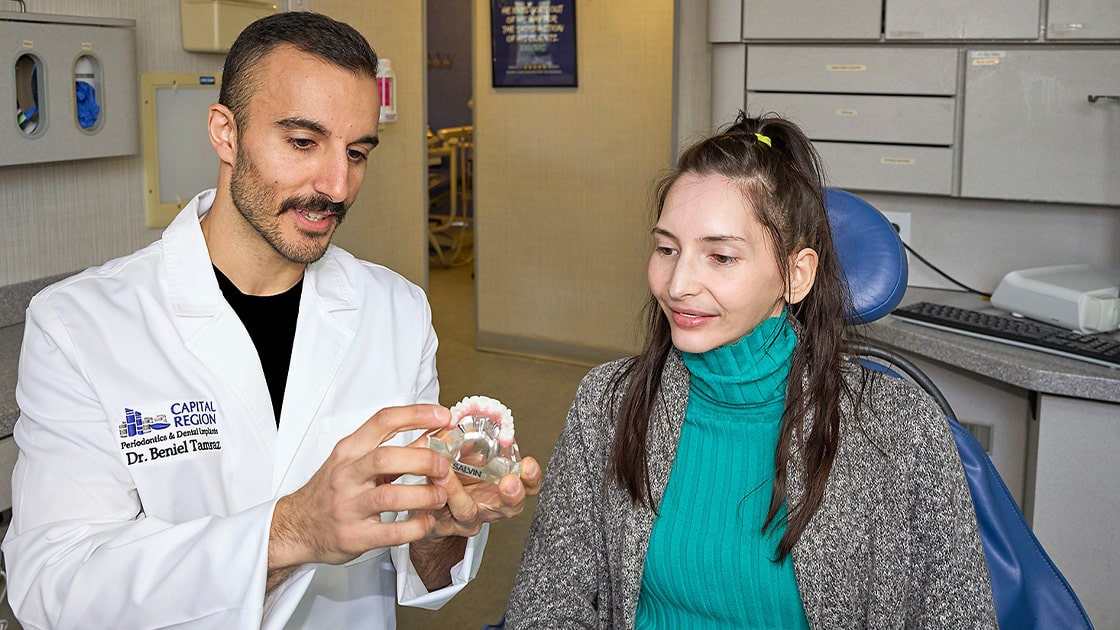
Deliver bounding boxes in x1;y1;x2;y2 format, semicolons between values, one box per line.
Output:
427;415;522;483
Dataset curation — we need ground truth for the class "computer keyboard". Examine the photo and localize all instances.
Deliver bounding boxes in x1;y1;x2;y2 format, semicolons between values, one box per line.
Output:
891;301;1120;369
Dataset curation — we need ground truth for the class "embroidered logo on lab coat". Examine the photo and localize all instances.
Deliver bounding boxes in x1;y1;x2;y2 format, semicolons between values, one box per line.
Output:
118;400;222;466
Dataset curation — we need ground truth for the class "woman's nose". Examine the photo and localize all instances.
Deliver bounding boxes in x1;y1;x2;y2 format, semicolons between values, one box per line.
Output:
666;257;700;299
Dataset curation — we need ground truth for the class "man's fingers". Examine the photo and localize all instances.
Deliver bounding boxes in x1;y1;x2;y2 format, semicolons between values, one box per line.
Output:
349;444;449;486
433;469;480;524
360;480;448;516
518;456;543;497
345;404;453;452
496;474;524;506
343;514;436;555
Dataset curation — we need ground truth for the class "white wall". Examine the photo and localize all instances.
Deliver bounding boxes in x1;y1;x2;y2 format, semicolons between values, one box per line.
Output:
863;193;1120;294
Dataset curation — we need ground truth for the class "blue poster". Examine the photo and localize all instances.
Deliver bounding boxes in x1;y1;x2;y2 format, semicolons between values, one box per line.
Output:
491;1;577;87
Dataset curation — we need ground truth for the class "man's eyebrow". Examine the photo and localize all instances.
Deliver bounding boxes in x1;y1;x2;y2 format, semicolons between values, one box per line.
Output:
353;134;379;149
274;118;379;149
275;117;328;136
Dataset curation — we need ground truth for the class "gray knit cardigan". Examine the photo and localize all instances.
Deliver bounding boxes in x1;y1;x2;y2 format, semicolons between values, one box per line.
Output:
506;350;996;629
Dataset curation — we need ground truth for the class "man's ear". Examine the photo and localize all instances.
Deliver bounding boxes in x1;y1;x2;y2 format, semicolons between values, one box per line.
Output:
787;247;819;305
208;103;238;165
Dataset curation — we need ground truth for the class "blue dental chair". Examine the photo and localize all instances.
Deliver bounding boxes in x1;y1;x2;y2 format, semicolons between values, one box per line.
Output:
827;187;1093;630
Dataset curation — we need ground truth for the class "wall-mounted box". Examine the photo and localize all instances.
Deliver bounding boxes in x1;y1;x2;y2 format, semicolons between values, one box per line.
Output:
0;11;139;166
180;0;278;53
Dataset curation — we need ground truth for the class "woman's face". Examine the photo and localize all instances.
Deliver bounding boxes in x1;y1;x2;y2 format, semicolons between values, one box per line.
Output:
648;172;790;354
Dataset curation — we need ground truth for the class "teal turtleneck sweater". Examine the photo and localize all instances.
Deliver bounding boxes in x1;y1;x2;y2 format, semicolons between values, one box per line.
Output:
635;315;810;629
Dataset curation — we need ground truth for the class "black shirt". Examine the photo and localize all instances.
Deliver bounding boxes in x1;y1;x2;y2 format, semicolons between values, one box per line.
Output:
213;266;302;426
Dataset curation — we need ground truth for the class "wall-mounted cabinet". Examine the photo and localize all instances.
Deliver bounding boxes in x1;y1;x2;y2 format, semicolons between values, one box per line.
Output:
0;11;138;166
961;49;1120;206
709;0;1120;207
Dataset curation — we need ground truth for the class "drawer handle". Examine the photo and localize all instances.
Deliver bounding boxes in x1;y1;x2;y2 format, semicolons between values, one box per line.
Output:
1087;94;1120;103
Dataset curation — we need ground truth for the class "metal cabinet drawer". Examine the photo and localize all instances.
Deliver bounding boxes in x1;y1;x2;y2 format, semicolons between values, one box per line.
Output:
816;142;955;195
746;92;956;145
1047;0;1120;40
742;0;881;40
885;0;1040;40
747;46;959;95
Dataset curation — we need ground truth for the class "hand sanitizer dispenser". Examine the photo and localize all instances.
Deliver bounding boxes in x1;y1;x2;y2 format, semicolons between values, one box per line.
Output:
377;59;397;123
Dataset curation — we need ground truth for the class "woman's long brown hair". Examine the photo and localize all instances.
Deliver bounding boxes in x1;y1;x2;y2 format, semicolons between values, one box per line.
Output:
609;112;857;559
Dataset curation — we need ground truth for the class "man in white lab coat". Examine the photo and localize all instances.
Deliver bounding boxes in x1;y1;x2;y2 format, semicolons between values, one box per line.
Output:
2;12;540;629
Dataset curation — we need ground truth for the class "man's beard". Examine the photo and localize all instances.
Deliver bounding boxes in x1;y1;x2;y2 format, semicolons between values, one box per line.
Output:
229;147;348;265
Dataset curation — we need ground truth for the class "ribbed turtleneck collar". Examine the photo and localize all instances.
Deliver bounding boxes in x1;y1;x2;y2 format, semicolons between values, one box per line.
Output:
680;314;796;415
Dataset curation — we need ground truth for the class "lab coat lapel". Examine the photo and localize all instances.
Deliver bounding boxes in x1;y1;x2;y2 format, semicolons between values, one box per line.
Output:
163;194;279;459
272;251;356;490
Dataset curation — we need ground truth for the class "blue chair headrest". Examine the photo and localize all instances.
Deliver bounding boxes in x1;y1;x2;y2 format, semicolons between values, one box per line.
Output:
824;188;908;324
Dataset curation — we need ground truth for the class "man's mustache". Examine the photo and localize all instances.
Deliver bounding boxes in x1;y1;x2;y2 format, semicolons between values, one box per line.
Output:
281;195;347;222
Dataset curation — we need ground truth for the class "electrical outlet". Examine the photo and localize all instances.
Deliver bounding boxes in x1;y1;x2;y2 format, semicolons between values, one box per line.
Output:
286;0;311;11
881;210;911;246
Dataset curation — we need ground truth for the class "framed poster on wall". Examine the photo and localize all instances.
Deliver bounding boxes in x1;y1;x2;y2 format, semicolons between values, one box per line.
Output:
490;0;577;87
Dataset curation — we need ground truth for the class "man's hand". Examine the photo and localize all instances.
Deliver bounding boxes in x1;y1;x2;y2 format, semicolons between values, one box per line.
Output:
408;455;543;589
425;456;543;538
267;404;455;586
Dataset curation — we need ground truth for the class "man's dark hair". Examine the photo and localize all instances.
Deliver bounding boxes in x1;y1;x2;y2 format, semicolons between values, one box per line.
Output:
219;11;379;128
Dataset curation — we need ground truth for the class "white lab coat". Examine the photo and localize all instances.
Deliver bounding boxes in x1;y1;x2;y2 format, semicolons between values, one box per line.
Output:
2;190;486;629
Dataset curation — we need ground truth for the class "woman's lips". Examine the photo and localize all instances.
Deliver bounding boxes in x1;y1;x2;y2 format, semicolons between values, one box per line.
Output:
671;309;714;329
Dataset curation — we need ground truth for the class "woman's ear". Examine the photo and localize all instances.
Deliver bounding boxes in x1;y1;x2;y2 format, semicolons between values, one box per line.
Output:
207;103;238;165
787;247;819;305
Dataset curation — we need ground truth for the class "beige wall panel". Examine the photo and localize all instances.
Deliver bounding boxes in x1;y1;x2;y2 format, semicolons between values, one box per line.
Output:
322;1;428;288
472;0;675;359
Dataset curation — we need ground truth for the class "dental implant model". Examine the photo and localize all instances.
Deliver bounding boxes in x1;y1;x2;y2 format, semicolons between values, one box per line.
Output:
427;395;521;483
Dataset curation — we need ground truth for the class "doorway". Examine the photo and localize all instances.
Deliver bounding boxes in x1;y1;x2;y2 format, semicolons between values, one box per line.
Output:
426;0;475;269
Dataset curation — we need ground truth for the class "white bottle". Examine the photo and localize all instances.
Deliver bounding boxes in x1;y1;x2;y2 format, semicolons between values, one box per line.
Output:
377;59;397;123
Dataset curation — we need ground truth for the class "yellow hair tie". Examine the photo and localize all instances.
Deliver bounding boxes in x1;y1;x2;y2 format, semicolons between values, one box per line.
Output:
754;132;772;148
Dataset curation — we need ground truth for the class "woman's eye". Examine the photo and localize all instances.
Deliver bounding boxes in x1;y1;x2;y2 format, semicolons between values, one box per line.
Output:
655;246;677;257
711;253;737;265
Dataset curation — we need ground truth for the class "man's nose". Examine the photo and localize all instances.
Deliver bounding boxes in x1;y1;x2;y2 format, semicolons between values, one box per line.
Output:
314;151;350;203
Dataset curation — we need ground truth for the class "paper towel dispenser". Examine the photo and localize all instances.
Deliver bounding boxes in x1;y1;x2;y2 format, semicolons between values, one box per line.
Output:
180;0;277;53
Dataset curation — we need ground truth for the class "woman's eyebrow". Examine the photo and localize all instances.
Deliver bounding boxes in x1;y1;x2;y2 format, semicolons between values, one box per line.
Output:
652;227;746;243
